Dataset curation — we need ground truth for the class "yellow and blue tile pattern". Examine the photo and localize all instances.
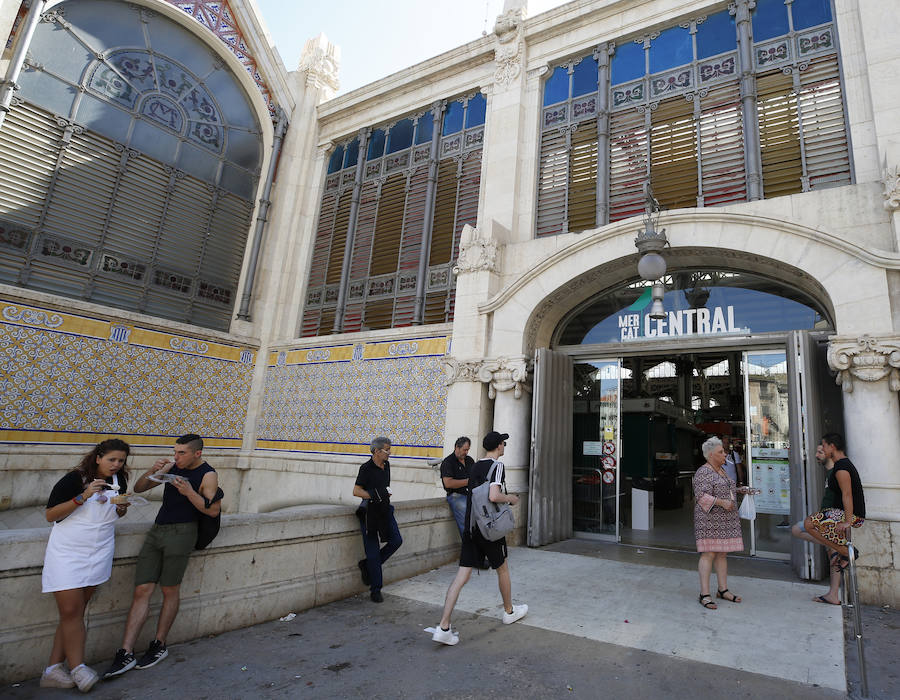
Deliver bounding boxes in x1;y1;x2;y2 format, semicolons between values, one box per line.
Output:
0;299;255;448
256;336;450;459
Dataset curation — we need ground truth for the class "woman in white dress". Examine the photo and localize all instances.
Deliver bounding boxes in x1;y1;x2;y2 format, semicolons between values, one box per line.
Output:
40;439;131;692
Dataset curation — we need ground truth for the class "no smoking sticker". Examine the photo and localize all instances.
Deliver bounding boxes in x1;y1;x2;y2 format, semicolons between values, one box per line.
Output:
602;441;615;455
602;470;615;484
602;455;616;469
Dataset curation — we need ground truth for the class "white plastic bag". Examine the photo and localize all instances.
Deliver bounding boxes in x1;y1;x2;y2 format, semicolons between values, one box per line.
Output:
738;494;756;520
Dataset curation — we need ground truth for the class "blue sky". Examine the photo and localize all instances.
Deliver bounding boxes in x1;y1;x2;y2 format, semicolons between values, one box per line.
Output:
255;0;569;95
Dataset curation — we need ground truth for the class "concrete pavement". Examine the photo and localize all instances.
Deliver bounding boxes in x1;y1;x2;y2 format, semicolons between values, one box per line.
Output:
6;543;897;698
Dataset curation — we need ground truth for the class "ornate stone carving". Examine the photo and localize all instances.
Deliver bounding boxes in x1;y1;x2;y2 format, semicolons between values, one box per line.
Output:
298;34;340;95
442;355;532;399
454;224;498;274
492;4;526;87
827;334;900;393
882;164;900;212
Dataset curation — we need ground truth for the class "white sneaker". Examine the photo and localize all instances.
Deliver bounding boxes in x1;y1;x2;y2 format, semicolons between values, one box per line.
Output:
502;603;528;624
40;664;75;688
431;625;459;645
70;664;99;693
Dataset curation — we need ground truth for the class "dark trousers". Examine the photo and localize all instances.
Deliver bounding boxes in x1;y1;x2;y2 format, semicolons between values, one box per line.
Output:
360;505;402;592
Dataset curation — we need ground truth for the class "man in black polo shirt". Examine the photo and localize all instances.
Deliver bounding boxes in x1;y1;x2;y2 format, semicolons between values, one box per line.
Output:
440;436;474;539
354;436;403;603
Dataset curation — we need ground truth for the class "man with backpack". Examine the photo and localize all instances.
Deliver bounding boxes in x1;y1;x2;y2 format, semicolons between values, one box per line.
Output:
103;434;220;679
430;430;528;645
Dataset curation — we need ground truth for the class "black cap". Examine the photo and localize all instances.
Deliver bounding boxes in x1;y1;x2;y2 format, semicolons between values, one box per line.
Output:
483;431;509;451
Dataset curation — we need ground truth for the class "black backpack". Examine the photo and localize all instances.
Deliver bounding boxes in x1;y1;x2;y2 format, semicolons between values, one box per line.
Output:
195;487;225;550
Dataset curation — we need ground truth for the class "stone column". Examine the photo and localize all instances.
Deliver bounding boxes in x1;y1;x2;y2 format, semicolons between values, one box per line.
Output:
828;334;900;605
827;334;900;522
485;356;532;492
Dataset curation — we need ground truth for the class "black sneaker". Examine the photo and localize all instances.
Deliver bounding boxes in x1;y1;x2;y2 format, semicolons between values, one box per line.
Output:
135;640;168;669
370;590;384;603
103;649;136;679
358;559;370;586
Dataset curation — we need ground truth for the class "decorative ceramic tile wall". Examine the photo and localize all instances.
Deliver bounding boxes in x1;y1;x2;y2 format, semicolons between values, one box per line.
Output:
256;336;450;459
0;299;255;448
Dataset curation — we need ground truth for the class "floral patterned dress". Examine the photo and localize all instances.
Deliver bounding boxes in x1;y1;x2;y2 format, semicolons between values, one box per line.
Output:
693;463;743;553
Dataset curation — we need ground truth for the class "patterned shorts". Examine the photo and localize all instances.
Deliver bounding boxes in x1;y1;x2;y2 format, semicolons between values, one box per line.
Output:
809;508;863;548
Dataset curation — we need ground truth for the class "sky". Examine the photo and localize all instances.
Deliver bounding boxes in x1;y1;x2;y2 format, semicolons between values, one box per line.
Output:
254;0;571;96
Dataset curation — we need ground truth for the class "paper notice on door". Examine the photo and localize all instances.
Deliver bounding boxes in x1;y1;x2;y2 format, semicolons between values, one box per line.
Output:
583;441;604;456
752;460;790;514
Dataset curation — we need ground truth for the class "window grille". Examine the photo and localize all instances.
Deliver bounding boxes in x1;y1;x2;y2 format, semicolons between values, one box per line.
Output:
302;94;484;335
536;0;849;235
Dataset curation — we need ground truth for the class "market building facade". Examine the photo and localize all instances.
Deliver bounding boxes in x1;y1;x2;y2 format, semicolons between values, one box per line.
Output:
1;0;899;672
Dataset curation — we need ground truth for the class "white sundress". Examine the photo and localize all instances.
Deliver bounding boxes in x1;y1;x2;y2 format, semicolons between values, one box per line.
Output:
42;473;121;593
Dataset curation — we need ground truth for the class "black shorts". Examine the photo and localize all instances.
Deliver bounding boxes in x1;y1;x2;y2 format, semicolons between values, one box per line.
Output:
459;530;506;569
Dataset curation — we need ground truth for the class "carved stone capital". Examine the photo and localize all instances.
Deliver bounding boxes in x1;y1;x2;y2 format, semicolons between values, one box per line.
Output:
453;224;498;275
827;334;900;393
298;34;340;96
482;355;532;399
492;6;526;87
882;164;900;212
442;354;532;399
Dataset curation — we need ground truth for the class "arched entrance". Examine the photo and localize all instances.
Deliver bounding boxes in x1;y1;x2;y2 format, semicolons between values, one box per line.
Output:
528;255;843;580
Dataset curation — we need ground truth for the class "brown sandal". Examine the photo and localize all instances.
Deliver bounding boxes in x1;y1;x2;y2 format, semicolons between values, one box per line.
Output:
699;594;717;609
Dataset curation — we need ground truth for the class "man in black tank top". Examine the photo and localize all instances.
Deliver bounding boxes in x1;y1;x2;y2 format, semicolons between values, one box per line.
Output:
804;432;866;605
103;434;220;680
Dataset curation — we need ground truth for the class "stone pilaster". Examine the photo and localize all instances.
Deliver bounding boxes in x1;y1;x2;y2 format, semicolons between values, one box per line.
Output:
827;334;900;522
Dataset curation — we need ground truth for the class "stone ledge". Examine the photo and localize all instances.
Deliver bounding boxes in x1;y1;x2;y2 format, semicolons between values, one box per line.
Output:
0;499;464;684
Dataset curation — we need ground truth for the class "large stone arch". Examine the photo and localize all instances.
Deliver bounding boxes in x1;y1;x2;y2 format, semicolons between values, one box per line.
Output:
479;210;900;355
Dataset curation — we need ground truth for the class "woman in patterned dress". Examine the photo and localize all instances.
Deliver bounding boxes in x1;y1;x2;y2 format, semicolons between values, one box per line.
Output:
694;436;747;610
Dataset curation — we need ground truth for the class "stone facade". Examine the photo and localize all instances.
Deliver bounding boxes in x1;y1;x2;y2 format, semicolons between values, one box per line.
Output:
0;0;899;615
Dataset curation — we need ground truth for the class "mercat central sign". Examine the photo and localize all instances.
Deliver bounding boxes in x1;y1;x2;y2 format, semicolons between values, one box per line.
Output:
618;305;739;341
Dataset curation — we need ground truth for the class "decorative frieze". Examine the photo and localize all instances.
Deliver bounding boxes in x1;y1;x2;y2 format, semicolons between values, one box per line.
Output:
454;224;498;274
827;334;900;393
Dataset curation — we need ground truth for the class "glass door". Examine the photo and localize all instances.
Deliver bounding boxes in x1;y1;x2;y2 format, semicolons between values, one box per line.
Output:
744;350;792;559
572;359;621;540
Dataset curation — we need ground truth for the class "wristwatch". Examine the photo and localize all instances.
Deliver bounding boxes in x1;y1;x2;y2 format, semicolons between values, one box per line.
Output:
73;494;85;505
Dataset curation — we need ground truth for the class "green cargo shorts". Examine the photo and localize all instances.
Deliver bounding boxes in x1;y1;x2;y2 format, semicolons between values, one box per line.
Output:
134;522;197;587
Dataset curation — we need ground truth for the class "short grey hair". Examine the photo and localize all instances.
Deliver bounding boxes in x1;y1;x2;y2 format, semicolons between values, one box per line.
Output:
702;436;723;460
370;436;391;454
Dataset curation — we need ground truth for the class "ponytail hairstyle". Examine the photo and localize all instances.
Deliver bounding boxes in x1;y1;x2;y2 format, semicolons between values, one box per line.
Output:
74;438;131;484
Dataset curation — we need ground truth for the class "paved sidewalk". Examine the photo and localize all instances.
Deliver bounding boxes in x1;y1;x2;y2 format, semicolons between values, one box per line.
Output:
7;545;897;698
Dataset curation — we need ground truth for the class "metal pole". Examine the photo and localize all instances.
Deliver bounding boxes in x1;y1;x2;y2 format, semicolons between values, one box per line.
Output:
236;106;289;320
844;533;869;698
0;0;48;131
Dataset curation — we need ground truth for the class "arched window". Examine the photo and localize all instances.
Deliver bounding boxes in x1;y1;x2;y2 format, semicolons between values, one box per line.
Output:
0;0;264;330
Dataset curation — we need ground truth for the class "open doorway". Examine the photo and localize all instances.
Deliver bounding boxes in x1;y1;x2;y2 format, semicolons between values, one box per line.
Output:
618;351;747;551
